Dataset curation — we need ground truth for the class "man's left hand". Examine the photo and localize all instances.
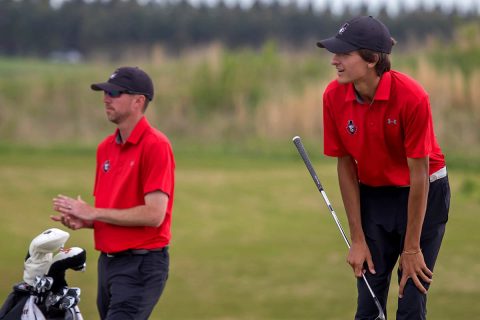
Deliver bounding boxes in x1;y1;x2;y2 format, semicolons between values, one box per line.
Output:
398;251;433;298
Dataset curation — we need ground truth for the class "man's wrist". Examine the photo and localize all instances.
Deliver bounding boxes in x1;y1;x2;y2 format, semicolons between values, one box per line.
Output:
402;248;422;255
351;236;366;245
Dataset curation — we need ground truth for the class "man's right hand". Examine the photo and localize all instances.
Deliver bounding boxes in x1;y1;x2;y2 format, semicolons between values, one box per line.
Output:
347;241;376;277
51;194;94;230
50;213;91;230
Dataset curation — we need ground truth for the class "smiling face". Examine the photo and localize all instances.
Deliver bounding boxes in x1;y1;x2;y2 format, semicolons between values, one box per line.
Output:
331;51;374;85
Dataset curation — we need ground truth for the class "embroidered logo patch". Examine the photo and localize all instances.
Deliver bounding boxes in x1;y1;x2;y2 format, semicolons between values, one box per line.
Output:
339;23;349;35
103;160;111;172
346;120;357;134
387;118;397;125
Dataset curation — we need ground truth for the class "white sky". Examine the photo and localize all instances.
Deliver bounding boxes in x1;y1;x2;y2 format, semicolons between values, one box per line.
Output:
190;0;479;15
51;0;480;15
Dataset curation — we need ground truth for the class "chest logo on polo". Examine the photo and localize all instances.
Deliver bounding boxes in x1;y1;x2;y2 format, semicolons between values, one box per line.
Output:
387;118;397;125
346;120;357;134
103;160;111;173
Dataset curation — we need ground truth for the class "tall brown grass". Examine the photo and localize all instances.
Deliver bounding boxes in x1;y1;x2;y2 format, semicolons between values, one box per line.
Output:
0;43;479;154
409;58;480;153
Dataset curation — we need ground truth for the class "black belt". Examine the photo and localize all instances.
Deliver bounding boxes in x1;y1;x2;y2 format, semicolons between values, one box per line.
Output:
103;247;167;258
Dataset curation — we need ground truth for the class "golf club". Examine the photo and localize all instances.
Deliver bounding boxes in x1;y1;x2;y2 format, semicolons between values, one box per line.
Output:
292;136;386;320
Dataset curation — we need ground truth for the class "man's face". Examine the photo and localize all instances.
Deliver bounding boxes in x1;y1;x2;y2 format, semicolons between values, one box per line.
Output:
102;91;143;124
330;51;371;84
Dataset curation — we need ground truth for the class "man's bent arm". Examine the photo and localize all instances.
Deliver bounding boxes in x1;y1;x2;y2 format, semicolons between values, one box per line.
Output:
54;191;168;228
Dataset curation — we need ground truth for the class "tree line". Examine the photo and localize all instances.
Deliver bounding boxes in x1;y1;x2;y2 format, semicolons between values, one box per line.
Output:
0;0;478;59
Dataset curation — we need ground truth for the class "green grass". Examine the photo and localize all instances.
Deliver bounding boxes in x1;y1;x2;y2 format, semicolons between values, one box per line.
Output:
0;145;479;319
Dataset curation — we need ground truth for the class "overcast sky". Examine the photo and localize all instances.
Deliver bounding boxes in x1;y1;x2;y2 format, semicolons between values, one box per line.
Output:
189;0;479;15
51;0;480;15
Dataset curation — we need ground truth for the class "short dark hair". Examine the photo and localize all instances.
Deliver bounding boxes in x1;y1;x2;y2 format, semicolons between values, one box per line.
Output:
357;49;391;76
142;99;150;113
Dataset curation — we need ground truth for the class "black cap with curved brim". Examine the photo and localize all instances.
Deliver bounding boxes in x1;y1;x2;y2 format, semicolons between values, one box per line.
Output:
91;66;154;101
316;37;359;54
317;16;393;54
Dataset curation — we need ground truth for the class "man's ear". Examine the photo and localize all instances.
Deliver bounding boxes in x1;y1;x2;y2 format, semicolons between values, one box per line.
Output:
133;95;146;112
368;53;379;69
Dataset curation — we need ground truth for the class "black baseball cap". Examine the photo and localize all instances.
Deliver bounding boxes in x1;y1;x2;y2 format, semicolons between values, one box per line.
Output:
317;16;393;54
91;66;154;101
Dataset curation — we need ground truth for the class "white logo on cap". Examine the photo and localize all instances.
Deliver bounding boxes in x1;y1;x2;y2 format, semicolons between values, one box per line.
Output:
110;72;118;80
339;23;349;35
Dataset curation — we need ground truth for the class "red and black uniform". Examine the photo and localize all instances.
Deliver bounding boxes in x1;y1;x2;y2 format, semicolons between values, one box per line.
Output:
323;70;450;320
94;116;174;253
324;70;445;186
94;117;175;319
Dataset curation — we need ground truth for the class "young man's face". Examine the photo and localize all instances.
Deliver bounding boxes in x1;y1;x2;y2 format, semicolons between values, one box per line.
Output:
330;51;371;84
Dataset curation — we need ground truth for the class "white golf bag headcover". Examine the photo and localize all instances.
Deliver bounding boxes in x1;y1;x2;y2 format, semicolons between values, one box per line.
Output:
23;229;70;286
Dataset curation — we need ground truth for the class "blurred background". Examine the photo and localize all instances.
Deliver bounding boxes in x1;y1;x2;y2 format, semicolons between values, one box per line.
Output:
1;0;479;319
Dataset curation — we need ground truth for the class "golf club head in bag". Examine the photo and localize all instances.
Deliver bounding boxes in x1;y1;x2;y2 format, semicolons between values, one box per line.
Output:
41;246;86;317
44;287;81;319
0;229;85;320
24;229;70;286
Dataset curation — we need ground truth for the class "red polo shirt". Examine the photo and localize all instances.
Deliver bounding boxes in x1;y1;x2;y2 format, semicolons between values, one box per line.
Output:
93;117;175;253
323;70;445;187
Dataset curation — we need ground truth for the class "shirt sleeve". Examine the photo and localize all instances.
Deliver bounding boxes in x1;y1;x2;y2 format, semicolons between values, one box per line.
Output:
93;141;104;198
323;91;347;157
141;139;175;197
403;95;433;158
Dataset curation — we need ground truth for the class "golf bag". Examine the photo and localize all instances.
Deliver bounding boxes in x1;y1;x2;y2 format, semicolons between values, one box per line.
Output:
0;228;86;320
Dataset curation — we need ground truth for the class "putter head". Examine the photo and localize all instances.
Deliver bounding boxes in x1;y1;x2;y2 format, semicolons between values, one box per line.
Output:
374;308;386;320
372;296;386;320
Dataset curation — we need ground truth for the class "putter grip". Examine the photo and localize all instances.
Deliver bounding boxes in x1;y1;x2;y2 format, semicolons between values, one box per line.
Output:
292;136;324;192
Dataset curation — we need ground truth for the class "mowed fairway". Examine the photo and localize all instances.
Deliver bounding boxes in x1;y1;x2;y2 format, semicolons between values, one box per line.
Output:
0;145;479;319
